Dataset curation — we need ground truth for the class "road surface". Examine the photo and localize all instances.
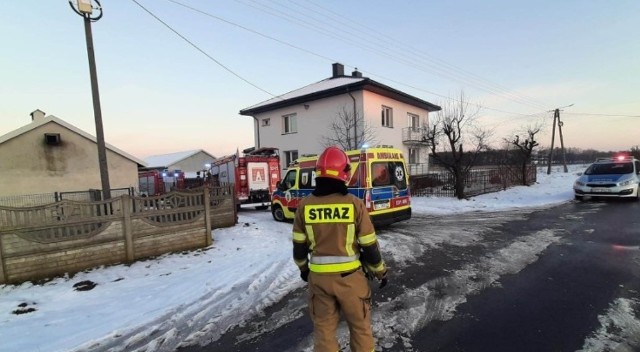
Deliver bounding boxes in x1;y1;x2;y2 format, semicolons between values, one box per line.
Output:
182;199;640;351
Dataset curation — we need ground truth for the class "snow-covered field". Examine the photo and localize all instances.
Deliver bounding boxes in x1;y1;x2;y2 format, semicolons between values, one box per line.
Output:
1;166;638;351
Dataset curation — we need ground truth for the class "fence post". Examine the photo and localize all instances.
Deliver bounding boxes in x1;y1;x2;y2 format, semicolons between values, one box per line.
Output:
204;187;212;246
0;236;7;284
121;195;134;262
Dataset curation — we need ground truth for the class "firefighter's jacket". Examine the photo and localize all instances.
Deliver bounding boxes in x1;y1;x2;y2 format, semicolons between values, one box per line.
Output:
292;193;386;275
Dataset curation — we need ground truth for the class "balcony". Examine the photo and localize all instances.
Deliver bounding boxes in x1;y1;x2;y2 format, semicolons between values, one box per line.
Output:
402;127;430;145
407;163;430;176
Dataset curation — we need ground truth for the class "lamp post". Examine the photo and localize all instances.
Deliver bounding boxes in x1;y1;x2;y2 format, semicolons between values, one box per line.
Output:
69;0;111;200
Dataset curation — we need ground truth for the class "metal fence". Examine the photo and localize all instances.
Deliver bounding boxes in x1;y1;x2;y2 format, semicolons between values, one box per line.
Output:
0;187;134;207
410;165;537;198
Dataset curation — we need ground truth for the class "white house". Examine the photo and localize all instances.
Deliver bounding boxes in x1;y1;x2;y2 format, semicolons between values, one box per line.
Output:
239;63;441;174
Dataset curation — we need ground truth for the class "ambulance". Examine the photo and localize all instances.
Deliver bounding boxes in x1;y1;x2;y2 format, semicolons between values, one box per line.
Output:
271;146;411;226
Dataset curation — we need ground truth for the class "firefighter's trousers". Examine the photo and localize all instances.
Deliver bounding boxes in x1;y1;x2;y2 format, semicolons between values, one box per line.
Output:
308;270;374;352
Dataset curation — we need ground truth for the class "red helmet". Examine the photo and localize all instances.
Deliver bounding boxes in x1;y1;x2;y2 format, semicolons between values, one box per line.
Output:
316;146;351;182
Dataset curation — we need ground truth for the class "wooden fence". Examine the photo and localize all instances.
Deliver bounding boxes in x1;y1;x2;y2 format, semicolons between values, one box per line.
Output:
0;185;236;285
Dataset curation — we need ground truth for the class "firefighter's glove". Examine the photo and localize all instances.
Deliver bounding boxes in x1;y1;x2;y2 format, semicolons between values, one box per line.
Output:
300;269;309;283
377;269;388;289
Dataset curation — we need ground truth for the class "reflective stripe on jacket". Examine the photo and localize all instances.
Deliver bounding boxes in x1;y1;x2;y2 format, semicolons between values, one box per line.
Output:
292;193;385;274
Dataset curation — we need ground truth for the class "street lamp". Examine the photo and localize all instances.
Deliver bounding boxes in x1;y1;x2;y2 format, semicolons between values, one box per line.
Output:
68;0;111;200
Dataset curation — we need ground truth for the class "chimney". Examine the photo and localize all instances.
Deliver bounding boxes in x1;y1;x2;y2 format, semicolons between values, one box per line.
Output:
30;109;46;121
352;69;362;78
332;63;344;78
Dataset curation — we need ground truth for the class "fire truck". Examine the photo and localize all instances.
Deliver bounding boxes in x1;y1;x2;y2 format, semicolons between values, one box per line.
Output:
138;169;186;196
209;147;281;209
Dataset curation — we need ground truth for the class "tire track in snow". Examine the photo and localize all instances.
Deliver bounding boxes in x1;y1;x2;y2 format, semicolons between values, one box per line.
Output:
72;256;298;352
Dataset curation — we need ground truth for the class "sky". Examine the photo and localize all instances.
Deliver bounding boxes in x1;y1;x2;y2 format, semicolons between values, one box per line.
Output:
1;1;639;159
1;165;639;352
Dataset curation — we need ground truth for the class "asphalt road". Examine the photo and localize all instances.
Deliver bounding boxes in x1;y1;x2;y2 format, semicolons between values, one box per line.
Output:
182;199;640;352
411;199;640;352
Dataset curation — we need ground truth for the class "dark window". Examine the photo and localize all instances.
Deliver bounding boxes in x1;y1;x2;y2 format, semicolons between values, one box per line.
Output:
284;150;299;168
282;170;297;189
44;133;61;145
585;162;633;175
348;163;363;187
371;161;407;189
283;114;297;134
381;106;393;127
298;168;316;189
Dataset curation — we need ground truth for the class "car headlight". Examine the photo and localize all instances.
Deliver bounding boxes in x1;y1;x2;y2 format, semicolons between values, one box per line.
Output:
574;181;585;187
619;180;634;187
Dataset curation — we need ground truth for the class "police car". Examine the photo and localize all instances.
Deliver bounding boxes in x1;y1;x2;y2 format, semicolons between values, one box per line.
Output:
573;155;640;201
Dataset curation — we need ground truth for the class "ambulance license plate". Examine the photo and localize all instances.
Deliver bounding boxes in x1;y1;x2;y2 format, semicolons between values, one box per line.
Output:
374;201;390;210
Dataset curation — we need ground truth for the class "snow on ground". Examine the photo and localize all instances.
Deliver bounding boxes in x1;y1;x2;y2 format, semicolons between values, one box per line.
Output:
1;165;637;352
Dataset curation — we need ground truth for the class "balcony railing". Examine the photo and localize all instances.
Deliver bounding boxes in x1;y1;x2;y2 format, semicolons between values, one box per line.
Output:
407;163;430;176
402;127;430;145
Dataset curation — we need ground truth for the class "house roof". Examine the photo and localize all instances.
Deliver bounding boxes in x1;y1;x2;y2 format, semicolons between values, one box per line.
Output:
0;115;147;167
239;75;441;116
143;149;216;169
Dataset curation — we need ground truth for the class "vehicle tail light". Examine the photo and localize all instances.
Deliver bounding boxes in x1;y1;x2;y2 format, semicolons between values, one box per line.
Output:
364;190;372;211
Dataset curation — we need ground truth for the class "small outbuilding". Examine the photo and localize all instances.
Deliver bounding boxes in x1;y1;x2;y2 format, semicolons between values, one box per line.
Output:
0;110;145;201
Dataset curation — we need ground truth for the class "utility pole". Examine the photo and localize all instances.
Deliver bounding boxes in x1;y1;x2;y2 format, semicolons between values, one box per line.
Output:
69;0;110;199
557;111;569;173
546;110;557;175
546;104;572;174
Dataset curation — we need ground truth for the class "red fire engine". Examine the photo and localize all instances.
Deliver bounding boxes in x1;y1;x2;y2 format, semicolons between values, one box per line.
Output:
209;147;280;209
138;169;186;196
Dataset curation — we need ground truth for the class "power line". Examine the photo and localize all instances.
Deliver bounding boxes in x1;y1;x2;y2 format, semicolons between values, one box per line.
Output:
163;0;547;117
564;112;640;118
166;0;337;64
129;0;276;97
359;69;549;117
244;0;547;109
291;0;551;110
135;0;633;123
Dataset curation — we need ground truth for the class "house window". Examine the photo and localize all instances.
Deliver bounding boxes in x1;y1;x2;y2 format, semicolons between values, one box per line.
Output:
408;113;420;130
282;113;297;134
283;150;299;168
408;148;420;164
44;133;61;146
261;118;270;127
381;106;393;127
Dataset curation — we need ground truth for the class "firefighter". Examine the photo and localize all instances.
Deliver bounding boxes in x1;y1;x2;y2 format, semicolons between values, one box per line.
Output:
292;146;388;352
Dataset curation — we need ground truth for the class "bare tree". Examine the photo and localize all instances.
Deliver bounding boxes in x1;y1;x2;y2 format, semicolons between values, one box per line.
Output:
630;145;640;160
424;91;488;199
322;106;377;150
506;124;541;185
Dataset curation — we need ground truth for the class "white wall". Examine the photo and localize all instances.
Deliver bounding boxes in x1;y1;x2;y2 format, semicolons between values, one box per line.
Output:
360;90;431;163
251;89;431;172
254;93;365;171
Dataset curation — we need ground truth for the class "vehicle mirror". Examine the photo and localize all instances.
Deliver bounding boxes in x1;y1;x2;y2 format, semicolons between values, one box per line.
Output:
276;181;283;190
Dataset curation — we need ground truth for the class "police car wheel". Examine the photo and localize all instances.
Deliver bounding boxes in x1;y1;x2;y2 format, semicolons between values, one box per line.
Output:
272;205;285;222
